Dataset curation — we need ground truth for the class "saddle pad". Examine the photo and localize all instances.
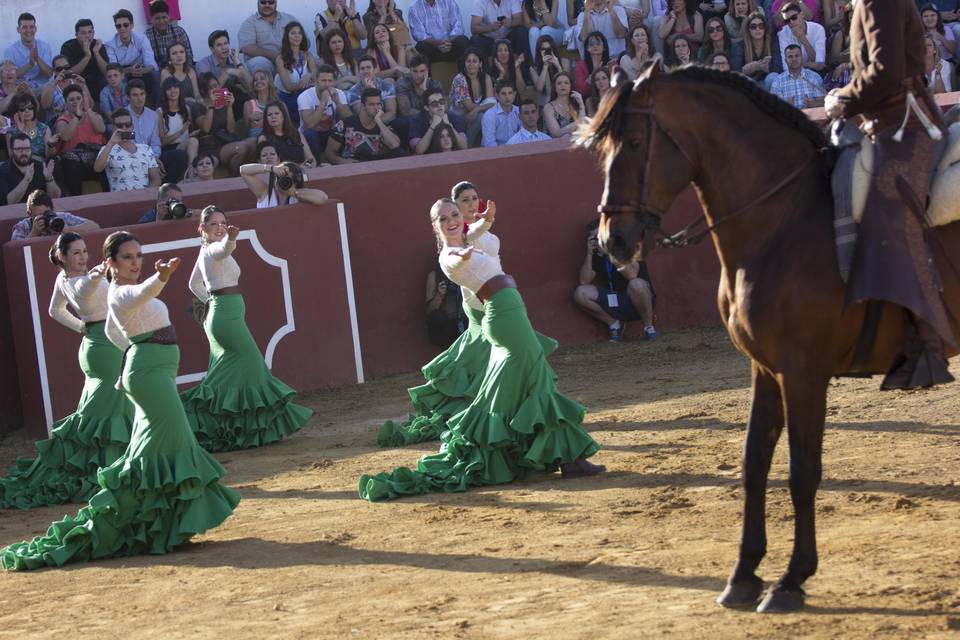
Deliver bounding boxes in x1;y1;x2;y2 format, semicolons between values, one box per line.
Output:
927;122;960;228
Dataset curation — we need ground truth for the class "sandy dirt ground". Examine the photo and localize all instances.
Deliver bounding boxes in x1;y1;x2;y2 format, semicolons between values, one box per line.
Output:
0;327;958;639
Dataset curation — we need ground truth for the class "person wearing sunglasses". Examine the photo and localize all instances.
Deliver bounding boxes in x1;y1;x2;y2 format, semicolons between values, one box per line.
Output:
3;13;54;91
741;11;782;88
410;86;467;154
105;9;160;101
776;1;825;71
770;0;819;29
93;108;161;192
238;0;300;78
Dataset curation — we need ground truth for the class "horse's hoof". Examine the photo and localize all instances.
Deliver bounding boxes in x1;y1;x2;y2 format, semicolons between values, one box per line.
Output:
716;579;764;609
756;588;805;613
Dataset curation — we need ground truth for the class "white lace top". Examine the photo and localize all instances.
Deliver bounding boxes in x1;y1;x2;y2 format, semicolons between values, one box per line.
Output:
459;219;502;311
188;237;240;303
48;270;110;333
105;273;171;349
440;219;505;302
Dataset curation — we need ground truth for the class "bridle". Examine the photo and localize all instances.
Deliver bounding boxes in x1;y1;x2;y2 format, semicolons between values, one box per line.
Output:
597;102;817;249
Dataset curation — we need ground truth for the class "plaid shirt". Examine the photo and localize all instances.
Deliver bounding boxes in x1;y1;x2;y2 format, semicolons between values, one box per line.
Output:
11;212;90;240
145;24;194;67
770;68;824;109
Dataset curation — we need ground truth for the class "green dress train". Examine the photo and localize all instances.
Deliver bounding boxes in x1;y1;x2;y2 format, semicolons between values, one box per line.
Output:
0;274;240;570
180;237;312;452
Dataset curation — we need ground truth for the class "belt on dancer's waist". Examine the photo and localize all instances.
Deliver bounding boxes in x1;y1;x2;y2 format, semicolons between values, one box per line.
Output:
84;320;105;329
115;325;178;389
210;285;242;296
477;274;517;303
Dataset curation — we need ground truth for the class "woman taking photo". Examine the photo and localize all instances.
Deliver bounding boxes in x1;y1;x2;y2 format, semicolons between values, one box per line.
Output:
180;206;313;452
196;72;247;173
0;233;132;510
0;232;240;570
366;23;408;81
241;159;329;208
257;101;316;167
319;29;359;91
159;42;200;102
275;21;318;128
361;199;604;501
449;48;496;146
573;31;611;96
618;25;654;80
740;11;781;87
523;0;566;58
158;77;199;175
543;72;586;138
531;35;569;106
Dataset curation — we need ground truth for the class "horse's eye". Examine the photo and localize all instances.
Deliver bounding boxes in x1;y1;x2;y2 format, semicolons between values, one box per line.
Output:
629;139;643;150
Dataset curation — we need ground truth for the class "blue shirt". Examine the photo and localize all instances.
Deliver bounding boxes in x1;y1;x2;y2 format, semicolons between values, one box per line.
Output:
347;78;396;105
3;39;53;90
481;103;521;147
130;106;162;158
106;32;158;70
506;127;552;145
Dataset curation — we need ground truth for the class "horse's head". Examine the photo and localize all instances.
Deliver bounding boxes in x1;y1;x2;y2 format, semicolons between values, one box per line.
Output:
578;61;696;266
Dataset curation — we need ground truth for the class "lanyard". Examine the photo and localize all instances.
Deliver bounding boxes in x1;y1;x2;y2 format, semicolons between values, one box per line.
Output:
604;258;617;293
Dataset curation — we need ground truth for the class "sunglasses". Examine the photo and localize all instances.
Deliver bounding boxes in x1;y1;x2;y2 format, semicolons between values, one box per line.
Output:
114;121;133;129
707;25;724;33
54;66;69;72
259;0;276;4
749;22;765;30
540;48;552;53
115;21;131;29
428;99;446;107
785;14;800;22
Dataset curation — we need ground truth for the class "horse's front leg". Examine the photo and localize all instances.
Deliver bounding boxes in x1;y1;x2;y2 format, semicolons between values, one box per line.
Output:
757;374;829;613
717;363;784;608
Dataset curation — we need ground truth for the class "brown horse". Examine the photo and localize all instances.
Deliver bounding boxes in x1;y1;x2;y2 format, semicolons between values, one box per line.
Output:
579;62;960;612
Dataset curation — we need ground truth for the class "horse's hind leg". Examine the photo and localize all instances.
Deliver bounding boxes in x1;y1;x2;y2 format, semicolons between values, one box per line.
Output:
717;363;784;608
757;374;828;613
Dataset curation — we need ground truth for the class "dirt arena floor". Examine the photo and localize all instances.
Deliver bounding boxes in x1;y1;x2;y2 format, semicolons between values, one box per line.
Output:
0;326;958;639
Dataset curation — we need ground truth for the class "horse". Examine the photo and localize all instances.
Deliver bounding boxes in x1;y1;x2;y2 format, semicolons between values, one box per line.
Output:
578;61;960;613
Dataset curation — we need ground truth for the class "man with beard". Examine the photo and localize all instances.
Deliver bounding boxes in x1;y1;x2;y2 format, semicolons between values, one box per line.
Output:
0;133;61;205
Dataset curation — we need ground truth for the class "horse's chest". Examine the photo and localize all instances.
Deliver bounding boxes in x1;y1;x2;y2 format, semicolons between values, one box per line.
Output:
719;269;760;357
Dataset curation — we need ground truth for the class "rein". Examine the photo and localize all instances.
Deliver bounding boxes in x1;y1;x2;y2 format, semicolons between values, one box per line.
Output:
598;103;818;249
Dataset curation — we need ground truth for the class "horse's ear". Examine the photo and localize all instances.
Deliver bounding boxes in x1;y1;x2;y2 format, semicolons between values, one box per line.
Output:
610;66;630;89
633;56;662;93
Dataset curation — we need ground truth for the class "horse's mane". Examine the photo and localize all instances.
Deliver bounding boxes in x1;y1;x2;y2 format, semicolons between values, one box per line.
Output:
579;65;830;159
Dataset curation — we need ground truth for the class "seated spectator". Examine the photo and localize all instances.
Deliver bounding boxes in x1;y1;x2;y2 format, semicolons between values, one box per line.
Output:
195;73;247;172
543;72;585;138
657;0;704;49
158;77;199;174
195;29;253;107
238;0;298;76
4;13;53;91
364;0;413;59
426;122;466;152
506;96;552;144
106;9;160;100
93;108;161;191
574;31;612;95
325;87;404;162
259;100;317;166
449;48;497;145
481;79;521;147
299;65;351;162
145;1;195;69
60;19;110;98
127;78;188;183
741;11;782;88
425;263;466;347
230;69;278;173
531;35;569;106
927;1;960;41
240;159;329;207
160;42;200;101
347;56;398;123
574;218;657;343
318;29;360;90
408;0;472;63
184;153;219;182
619;24;654;80
274;22;318;129
523;0;567;58
706;50;732;70
926;32;954;94
366;23;409;81
666;33;694;67
55;84;107;196
490;39;529;93
315;0;368;54
99;64;129;129
396;54;444;117
724;0;756;45
776;2;825;72
471;0;531;60
39;57;84;125
698;15;743;68
257;140;280;164
137;182;191;223
770;43;824;109
822;0;851;37
411;87;468;153
769;0;819;29
577;0;629;58
0;60;29;116
6;94;58;162
921;3;957;63
9;189;97;241
584;66;611;117
0;134;61;204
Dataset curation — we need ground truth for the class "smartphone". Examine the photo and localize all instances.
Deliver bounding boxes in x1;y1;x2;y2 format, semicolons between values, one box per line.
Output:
497;15;506;22
212;87;228;109
119;130;135;141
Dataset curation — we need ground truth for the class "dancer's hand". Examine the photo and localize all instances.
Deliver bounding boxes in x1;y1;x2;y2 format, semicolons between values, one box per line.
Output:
226;225;240;240
89;262;108;278
450;246;474;260
156;257;181;282
481;199;496;223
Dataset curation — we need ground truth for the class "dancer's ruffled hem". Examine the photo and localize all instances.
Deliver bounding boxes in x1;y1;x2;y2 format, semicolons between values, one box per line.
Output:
0;447;240;570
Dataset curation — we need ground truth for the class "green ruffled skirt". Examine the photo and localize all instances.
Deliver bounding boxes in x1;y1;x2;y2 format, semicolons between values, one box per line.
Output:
180;294;312;452
0;338;240;570
0;322;133;510
359;288;599;501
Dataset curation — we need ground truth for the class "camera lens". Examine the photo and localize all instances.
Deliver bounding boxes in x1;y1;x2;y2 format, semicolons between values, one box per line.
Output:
168;200;188;219
46;215;65;233
276;176;293;191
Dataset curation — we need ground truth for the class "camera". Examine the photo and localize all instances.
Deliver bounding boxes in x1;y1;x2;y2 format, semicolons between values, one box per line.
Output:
119;130;135;141
36;213;64;233
275;164;304;192
166;198;189;219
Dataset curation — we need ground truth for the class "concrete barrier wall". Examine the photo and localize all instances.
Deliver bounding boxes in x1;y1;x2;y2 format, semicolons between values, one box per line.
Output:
2;141;721;437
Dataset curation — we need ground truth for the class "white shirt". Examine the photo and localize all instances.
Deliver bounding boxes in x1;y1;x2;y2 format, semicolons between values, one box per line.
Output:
49;270;110;333
104;143;159;192
441;219;504;305
777;20;826;65
256;191;299;208
506;127;552;144
105;273;171;350
472;0;523;40
189;238;241;303
297;87;348;133
460;220;501;310
576;5;629;58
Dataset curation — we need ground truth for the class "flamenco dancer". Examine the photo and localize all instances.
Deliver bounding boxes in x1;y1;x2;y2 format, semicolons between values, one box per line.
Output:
1;232;239;570
377;182;557;447
359;199;604;501
180;206;312;452
0;233;133;509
